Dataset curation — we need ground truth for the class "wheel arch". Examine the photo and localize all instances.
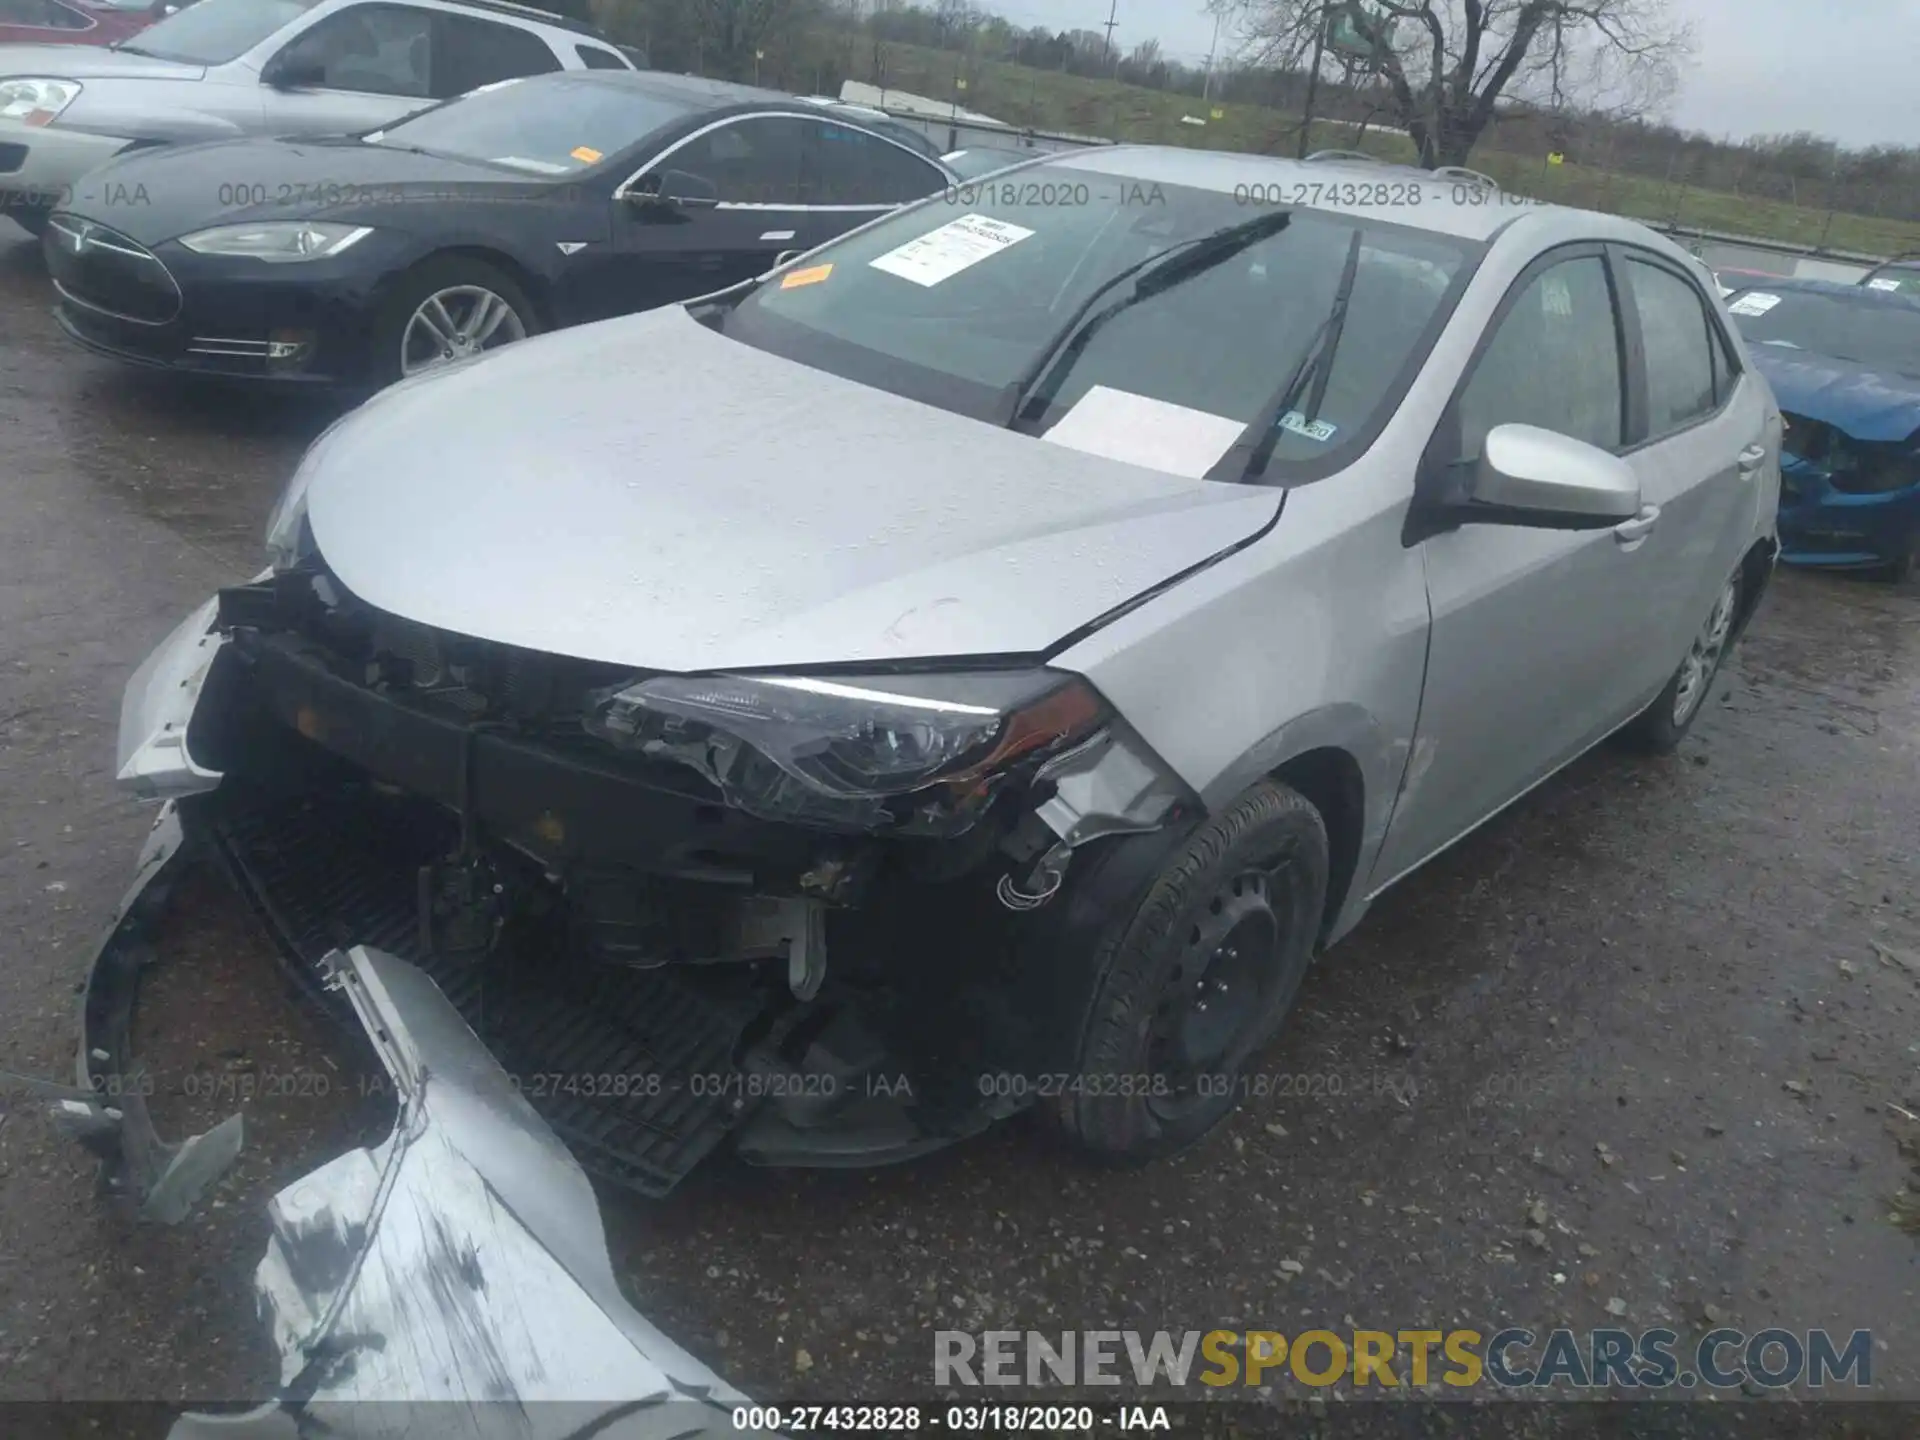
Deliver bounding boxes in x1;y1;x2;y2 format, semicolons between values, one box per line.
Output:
385;245;558;330
1267;746;1365;948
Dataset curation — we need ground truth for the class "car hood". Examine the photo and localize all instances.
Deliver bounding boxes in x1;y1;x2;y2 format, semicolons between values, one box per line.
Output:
0;41;202;79
303;306;1283;674
1750;345;1920;444
66;135;547;243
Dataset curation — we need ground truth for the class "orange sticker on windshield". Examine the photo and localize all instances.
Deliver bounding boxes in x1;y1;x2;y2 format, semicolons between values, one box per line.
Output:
570;145;603;163
781;263;833;290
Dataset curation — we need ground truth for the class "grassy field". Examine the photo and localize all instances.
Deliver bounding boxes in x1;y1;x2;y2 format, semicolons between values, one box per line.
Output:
860;41;1920;256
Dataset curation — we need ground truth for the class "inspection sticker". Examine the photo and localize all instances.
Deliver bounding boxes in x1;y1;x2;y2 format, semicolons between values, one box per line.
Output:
570;146;604;164
869;213;1034;287
1278;411;1338;443
1728;292;1782;316
781;263;833;290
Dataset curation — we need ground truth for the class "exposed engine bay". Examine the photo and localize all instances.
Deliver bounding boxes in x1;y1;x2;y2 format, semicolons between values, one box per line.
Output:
96;555;1193;1202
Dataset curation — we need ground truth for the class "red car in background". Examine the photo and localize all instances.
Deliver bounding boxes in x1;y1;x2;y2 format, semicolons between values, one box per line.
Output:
0;0;158;46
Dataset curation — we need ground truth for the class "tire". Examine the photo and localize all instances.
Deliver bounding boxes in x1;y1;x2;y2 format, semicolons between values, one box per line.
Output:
1882;534;1919;585
369;254;541;387
1620;569;1743;755
1046;779;1329;1164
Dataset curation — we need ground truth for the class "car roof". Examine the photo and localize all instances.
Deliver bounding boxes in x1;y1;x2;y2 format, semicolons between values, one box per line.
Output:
1723;273;1920;311
1017;145;1644;245
550;68;797;109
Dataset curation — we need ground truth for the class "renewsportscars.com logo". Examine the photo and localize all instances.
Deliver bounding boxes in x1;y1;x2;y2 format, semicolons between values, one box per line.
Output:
934;1328;1874;1391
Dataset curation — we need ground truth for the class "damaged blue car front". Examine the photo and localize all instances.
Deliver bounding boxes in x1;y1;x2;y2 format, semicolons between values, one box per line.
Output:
1721;278;1920;580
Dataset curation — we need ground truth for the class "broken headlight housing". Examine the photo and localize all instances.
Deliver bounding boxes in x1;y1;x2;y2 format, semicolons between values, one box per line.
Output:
585;670;1105;834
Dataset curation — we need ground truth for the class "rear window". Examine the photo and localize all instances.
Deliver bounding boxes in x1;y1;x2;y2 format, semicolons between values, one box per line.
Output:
124;0;325;64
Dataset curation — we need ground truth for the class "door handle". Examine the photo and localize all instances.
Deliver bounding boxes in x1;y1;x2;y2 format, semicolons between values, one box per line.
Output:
1737;443;1767;477
1613;504;1660;545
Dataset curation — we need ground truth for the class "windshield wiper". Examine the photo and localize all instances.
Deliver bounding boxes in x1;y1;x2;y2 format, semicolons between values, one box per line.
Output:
1204;227;1364;483
110;42;158;56
996;209;1295;427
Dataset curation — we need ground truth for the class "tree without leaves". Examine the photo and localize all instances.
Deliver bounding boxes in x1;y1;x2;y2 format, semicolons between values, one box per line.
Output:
1226;0;1691;169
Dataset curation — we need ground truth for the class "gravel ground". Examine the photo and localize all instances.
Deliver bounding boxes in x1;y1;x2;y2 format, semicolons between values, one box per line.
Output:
0;217;1915;1422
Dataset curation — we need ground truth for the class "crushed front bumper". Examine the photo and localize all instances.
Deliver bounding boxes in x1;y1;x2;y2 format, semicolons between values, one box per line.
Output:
57;805;751;1437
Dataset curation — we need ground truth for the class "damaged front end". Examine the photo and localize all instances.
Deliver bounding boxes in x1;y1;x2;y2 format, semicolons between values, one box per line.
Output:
93;551;1196;1204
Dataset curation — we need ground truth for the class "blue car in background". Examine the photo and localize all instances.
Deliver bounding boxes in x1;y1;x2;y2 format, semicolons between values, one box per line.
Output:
1720;278;1920;580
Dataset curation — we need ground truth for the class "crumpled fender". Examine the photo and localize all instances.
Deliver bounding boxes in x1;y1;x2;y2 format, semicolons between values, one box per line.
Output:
167;944;751;1440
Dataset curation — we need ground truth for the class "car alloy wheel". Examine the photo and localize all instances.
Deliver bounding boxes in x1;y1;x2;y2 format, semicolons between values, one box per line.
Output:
1672;575;1738;728
399;285;528;375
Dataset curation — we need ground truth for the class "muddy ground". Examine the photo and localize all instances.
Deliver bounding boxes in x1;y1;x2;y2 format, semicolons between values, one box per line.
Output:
0;217;1915;1420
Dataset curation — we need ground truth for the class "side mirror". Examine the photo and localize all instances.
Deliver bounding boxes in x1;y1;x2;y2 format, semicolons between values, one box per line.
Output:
1459;423;1641;529
263;52;327;89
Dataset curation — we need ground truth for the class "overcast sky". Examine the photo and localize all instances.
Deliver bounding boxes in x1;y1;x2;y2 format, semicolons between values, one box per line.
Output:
976;0;1920;150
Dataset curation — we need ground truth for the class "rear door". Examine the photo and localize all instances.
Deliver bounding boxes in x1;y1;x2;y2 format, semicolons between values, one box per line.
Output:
1374;246;1658;884
1614;247;1768;695
600;113;809;318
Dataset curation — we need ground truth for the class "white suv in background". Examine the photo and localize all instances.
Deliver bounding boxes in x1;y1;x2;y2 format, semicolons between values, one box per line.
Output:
0;0;632;235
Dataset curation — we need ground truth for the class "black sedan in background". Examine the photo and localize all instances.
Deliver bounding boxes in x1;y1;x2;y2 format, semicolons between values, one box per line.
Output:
44;71;957;387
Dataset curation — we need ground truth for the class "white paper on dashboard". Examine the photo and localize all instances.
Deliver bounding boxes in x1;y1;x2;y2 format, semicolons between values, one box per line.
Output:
868;213;1034;287
1041;385;1246;479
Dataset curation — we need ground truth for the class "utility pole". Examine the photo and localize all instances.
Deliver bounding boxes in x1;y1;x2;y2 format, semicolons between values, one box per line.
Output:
1202;6;1222;104
1101;0;1118;69
1298;1;1328;159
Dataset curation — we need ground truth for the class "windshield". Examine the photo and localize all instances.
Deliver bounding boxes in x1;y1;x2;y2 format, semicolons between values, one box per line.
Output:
123;0;321;64
723;159;1474;477
1863;265;1920;296
373;76;693;174
1727;287;1920;377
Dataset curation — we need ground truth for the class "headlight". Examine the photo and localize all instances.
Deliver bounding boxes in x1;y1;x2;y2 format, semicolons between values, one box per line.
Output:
178;221;372;263
585;669;1106;833
0;78;81;126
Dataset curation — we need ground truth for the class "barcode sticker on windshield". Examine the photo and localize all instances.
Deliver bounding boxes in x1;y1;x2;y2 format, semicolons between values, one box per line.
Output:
1729;292;1782;316
868;213;1034;287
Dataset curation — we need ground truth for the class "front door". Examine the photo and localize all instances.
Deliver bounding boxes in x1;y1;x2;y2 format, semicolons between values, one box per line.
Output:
256;2;441;137
1373;247;1660;885
599;114;812;319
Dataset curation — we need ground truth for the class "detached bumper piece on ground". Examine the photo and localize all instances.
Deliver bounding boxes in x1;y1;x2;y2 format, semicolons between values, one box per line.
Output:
61;811;748;1438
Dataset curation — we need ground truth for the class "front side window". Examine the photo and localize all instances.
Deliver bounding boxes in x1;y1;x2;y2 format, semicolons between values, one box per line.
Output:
0;0;91;31
653;116;807;206
122;0;324;64
1725;286;1920;379
577;43;627;70
1455;254;1623;463
1626;257;1717;438
723;162;1475;477
434;15;560;97
373;74;692;175
275;4;431;97
803;120;946;206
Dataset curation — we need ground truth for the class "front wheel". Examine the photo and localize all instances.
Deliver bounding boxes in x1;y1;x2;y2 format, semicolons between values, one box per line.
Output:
1620;570;1742;755
370;255;540;386
1045;780;1329;1164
